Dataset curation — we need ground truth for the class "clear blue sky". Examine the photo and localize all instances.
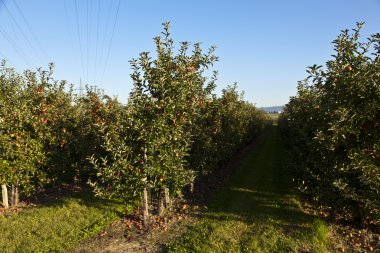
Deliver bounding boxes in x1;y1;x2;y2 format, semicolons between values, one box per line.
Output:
0;0;379;106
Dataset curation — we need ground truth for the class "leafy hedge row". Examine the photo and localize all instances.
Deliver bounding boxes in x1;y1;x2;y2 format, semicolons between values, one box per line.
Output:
90;23;270;201
0;62;122;197
280;23;380;225
0;23;270;205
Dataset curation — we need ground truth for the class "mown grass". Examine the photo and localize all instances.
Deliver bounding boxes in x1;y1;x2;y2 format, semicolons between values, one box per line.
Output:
167;126;332;252
0;190;132;252
267;113;280;123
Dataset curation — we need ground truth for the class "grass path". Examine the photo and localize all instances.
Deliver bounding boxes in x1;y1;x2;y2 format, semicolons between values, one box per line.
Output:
0;191;131;252
167;126;331;252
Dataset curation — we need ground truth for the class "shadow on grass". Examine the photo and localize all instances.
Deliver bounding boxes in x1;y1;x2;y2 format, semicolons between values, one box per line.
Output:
207;126;318;227
161;127;336;253
0;187;135;252
205;188;316;228
28;189;129;217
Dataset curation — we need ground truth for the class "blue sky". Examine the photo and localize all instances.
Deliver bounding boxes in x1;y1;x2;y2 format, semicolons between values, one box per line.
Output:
0;0;379;106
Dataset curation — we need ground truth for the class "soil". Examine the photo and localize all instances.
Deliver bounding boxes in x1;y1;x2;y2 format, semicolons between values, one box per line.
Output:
70;199;201;253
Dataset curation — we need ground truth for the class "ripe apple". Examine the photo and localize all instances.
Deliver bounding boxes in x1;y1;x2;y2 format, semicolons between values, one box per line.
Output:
345;65;353;71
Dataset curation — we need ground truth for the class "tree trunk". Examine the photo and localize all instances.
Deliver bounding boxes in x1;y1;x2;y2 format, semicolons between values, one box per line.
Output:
147;187;152;214
164;187;171;209
11;184;19;206
158;189;165;216
142;147;150;225
142;186;150;224
190;182;194;194
1;184;8;208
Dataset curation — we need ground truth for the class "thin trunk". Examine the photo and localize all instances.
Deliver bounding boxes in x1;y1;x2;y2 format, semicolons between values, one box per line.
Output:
158;190;165;216
1;184;8;208
11;184;19;206
142;148;150;224
164;187;171;208
190;181;195;194
142;186;150;225
147;186;152;214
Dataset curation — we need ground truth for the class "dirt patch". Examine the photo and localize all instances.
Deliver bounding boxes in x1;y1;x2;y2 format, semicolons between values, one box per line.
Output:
70;200;203;253
0;202;33;217
330;224;380;252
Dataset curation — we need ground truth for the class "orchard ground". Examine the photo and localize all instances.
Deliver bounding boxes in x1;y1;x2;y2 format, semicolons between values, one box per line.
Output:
1;126;379;252
167;126;332;252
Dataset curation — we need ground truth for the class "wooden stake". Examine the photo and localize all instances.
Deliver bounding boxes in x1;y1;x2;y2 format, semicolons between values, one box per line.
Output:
190;181;195;194
1;184;8;208
15;184;19;205
158;189;165;216
11;184;19;206
147;187;152;213
142;186;150;224
164;188;171;208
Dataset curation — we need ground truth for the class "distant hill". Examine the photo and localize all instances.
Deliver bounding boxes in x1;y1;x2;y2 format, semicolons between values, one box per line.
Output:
259;106;284;113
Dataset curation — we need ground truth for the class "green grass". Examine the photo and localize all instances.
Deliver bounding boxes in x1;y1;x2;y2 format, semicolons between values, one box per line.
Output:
0;190;132;252
167;126;331;253
267;113;280;121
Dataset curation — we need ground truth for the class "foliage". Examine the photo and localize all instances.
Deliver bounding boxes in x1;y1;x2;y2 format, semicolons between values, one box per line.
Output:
71;87;126;183
0;61;125;198
90;22;269;202
280;23;380;224
0;62;50;195
188;84;269;175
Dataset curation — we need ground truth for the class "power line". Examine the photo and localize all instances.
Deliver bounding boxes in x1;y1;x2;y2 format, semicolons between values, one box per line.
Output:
93;0;101;85
0;0;43;65
63;0;75;56
101;0;121;83
89;0;93;85
0;25;33;68
0;51;6;59
64;0;85;93
0;51;13;66
13;0;50;63
86;0;89;84
97;0;115;84
74;0;85;85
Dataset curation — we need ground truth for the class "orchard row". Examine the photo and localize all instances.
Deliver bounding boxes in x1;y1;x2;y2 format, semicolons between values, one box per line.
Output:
0;23;270;208
280;23;380;225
